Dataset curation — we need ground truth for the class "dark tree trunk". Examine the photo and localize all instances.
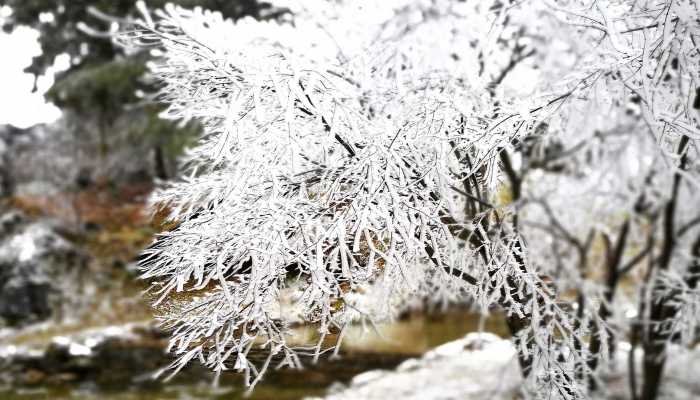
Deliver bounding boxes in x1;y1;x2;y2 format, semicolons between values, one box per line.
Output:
505;311;534;376
641;343;667;400
588;221;630;378
640;136;689;400
154;144;169;181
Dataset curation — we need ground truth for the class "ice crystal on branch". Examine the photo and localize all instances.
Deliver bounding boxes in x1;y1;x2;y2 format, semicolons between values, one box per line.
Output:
120;0;506;388
116;0;700;399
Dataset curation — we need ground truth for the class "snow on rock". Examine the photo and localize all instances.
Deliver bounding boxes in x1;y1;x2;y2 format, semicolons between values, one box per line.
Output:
0;322;175;387
0;211;89;327
310;332;520;400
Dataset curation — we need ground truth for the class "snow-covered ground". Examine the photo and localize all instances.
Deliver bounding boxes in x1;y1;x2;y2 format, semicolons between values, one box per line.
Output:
597;342;700;400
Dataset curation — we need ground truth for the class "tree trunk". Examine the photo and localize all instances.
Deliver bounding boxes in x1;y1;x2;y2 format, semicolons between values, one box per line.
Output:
640;343;666;400
505;303;534;376
640;136;689;400
154;144;169;181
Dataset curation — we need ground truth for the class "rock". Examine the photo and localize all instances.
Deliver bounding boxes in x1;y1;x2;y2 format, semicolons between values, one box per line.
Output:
0;211;26;237
0;130;10;197
0;280;53;326
1;116;160;195
0;125;30;197
0;124;61;197
22;369;46;385
310;332;521;400
0;323;188;388
0;211;89;327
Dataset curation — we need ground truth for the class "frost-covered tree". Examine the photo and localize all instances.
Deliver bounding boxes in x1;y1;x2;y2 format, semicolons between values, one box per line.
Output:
119;1;699;399
506;2;700;400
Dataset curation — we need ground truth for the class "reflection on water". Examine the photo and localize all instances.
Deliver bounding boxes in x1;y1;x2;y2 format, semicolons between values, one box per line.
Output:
341;309;509;354
1;309;507;400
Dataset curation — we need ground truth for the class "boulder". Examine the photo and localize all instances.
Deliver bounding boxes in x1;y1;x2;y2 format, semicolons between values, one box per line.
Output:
312;332;521;400
0;211;88;327
0;323;200;388
1;116;162;195
0;125;21;196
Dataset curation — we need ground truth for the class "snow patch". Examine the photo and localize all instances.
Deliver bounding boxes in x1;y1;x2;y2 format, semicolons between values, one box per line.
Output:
310;333;520;400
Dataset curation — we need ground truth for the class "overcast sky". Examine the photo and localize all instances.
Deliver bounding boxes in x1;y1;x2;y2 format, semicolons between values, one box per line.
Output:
0;9;65;129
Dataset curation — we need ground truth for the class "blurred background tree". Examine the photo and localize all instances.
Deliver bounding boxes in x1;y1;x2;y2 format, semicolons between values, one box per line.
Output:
0;0;283;182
